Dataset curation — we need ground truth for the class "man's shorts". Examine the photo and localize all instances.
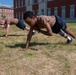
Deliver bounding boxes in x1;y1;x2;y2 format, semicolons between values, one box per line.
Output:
16;20;26;30
51;15;67;34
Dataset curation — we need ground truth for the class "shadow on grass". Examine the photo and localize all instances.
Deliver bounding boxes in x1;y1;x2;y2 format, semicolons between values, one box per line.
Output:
0;35;6;37
5;41;68;49
8;34;27;37
6;42;51;49
0;34;27;38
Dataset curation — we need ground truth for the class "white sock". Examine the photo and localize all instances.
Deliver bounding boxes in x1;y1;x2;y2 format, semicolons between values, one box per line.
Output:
67;37;71;40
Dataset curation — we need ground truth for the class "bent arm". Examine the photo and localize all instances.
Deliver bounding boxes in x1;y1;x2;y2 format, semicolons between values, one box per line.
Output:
40;23;53;36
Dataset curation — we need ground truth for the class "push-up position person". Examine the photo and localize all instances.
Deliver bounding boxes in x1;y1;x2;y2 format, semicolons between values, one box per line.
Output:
22;11;76;50
0;18;35;37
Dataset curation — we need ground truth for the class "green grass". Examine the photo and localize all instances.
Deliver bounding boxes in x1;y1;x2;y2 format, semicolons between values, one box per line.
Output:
0;23;76;75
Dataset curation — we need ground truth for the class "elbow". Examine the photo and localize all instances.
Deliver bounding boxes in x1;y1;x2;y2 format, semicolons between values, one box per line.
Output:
48;33;53;36
49;34;53;36
47;30;53;36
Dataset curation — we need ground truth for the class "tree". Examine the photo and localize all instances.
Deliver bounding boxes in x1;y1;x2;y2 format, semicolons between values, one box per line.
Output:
1;14;6;18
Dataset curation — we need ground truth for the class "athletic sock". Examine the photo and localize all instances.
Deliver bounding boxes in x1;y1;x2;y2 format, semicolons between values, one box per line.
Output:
67;36;71;40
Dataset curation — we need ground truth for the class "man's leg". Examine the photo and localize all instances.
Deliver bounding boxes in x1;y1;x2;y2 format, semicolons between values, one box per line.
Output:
59;29;72;44
64;28;76;39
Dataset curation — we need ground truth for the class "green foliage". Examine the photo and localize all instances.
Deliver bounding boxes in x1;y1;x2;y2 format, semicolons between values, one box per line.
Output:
1;14;6;18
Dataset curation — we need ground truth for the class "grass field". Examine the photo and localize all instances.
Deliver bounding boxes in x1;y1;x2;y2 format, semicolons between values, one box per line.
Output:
0;23;76;75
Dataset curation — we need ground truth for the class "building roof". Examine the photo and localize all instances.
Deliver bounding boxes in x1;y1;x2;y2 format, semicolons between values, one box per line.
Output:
0;4;13;9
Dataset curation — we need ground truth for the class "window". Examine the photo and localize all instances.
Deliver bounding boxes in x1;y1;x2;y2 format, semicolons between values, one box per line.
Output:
41;9;44;15
18;12;20;19
0;9;1;12
70;5;75;18
28;0;30;5
16;13;18;18
22;12;23;19
17;0;20;8
47;0;54;1
22;0;26;6
33;10;35;14
32;0;38;4
54;7;58;15
61;6;66;18
12;10;13;13
21;0;25;7
37;10;39;15
21;0;23;7
41;0;44;2
23;0;26;6
47;8;51;16
10;10;11;12
33;10;39;15
16;1;17;8
2;9;5;12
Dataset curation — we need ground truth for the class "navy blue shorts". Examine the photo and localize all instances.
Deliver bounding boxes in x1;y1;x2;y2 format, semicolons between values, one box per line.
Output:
51;15;67;34
16;20;26;30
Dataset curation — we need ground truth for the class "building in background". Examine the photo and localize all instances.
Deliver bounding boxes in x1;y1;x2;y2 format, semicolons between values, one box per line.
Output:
14;0;76;22
14;0;26;19
0;4;14;18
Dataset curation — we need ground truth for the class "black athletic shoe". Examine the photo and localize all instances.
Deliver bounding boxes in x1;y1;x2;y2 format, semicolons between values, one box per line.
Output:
66;38;72;44
27;31;36;36
32;31;36;35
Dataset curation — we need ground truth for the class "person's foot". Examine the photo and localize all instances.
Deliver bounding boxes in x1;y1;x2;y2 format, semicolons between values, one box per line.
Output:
27;31;36;36
66;38;72;44
32;31;36;35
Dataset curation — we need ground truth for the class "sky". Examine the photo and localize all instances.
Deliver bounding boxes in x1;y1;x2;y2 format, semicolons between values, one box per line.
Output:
0;0;13;7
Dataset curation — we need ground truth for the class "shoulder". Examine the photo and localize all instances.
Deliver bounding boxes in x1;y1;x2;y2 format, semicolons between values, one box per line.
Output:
4;18;10;24
5;18;17;24
4;18;11;22
37;15;50;21
37;16;49;24
37;15;46;19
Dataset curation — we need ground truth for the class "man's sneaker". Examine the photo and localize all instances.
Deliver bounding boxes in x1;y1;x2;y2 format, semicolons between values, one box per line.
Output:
32;31;36;35
66;38;72;44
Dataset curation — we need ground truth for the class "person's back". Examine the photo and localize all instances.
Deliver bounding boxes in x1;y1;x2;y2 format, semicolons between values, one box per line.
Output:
4;18;18;25
37;15;56;29
0;18;31;37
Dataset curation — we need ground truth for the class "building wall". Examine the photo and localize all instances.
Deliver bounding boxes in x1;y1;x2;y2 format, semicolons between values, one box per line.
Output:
0;7;14;18
47;0;76;17
38;0;47;15
26;5;32;11
32;3;38;15
14;0;26;19
47;0;76;22
14;0;76;22
25;0;32;11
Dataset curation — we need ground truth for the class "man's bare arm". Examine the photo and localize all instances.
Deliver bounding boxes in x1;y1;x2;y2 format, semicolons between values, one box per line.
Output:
5;24;10;37
40;23;53;36
21;27;33;50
